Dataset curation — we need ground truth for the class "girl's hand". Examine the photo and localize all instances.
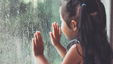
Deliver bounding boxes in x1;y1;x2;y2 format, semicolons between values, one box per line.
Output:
32;31;44;57
50;22;61;47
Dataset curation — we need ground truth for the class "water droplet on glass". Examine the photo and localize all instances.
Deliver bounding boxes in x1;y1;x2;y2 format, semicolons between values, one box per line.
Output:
17;11;19;14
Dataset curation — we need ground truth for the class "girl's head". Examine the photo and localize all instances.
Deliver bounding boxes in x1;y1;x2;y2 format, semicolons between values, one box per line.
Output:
60;0;112;64
60;0;106;40
60;6;78;40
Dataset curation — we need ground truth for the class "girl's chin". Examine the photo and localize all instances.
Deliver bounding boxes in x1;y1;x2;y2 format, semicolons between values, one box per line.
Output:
65;36;77;40
66;37;70;40
65;36;71;40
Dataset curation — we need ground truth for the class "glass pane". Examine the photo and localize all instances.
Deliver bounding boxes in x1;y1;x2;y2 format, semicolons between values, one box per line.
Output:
0;0;68;64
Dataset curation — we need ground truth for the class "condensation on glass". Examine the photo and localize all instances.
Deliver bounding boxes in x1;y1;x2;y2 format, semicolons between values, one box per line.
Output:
0;0;111;64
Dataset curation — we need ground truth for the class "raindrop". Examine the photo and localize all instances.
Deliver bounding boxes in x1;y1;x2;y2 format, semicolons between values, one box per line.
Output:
17;11;19;14
25;8;27;10
7;14;9;17
16;16;18;19
0;50;2;53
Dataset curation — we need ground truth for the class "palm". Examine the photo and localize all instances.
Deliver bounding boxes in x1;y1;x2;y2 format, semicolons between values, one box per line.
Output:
50;22;61;46
33;31;44;56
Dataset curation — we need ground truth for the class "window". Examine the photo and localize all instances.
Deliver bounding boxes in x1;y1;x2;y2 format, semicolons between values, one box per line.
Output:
0;0;111;64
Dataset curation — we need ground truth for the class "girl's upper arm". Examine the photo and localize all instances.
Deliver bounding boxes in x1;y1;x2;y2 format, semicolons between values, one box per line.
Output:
61;44;83;64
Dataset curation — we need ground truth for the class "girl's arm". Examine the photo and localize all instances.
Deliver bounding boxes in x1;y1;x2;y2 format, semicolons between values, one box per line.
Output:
61;44;83;64
35;55;50;64
33;31;50;64
33;31;83;64
54;43;66;58
50;22;66;58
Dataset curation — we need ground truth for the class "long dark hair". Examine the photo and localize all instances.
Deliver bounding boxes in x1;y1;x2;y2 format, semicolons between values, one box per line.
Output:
60;0;112;64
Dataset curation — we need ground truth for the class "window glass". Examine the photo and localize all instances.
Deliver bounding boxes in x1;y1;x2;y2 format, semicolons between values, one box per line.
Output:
0;0;68;64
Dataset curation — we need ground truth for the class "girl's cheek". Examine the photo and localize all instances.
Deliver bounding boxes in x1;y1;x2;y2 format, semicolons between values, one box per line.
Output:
61;22;63;31
61;22;65;35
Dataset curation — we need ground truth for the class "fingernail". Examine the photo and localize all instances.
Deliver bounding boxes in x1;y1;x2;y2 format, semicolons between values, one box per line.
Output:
34;34;36;37
37;31;40;33
38;31;40;34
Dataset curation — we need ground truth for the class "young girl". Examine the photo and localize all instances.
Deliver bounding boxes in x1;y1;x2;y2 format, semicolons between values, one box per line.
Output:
32;0;112;64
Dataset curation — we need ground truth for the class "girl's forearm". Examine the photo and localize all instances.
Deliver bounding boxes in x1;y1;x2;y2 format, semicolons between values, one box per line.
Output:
36;55;50;64
55;44;66;59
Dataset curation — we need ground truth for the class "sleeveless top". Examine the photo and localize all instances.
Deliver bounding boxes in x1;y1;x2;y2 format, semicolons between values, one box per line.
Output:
66;39;83;58
66;39;80;52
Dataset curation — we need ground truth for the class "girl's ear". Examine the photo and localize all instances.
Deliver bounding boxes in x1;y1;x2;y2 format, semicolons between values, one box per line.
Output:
70;20;77;31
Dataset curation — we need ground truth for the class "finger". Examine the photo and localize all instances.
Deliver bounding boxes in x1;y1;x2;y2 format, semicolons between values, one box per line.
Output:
54;22;57;31
37;31;43;44
32;38;35;49
34;34;36;44
32;38;35;46
57;24;59;30
37;31;42;40
54;22;57;35
53;23;55;36
59;28;61;36
52;23;54;31
57;24;59;33
36;31;40;44
54;22;56;29
35;33;38;45
50;32;54;40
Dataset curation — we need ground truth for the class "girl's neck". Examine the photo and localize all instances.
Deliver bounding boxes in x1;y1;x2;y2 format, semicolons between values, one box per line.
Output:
68;35;78;40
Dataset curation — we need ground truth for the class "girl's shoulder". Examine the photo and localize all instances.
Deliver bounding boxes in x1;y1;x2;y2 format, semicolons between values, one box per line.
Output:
68;43;83;58
67;39;80;52
70;44;83;57
62;42;83;64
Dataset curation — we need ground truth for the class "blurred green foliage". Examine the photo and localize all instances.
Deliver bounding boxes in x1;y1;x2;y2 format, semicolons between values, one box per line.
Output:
0;0;68;64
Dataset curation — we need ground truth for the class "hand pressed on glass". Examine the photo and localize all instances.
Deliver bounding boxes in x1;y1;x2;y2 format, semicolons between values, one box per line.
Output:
50;22;61;47
32;31;44;57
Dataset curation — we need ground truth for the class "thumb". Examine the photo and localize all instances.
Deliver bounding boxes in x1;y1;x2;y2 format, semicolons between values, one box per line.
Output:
50;32;54;40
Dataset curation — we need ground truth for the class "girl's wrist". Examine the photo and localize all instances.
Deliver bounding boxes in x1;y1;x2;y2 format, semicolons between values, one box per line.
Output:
35;54;50;64
54;43;62;49
54;42;61;47
35;54;44;58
